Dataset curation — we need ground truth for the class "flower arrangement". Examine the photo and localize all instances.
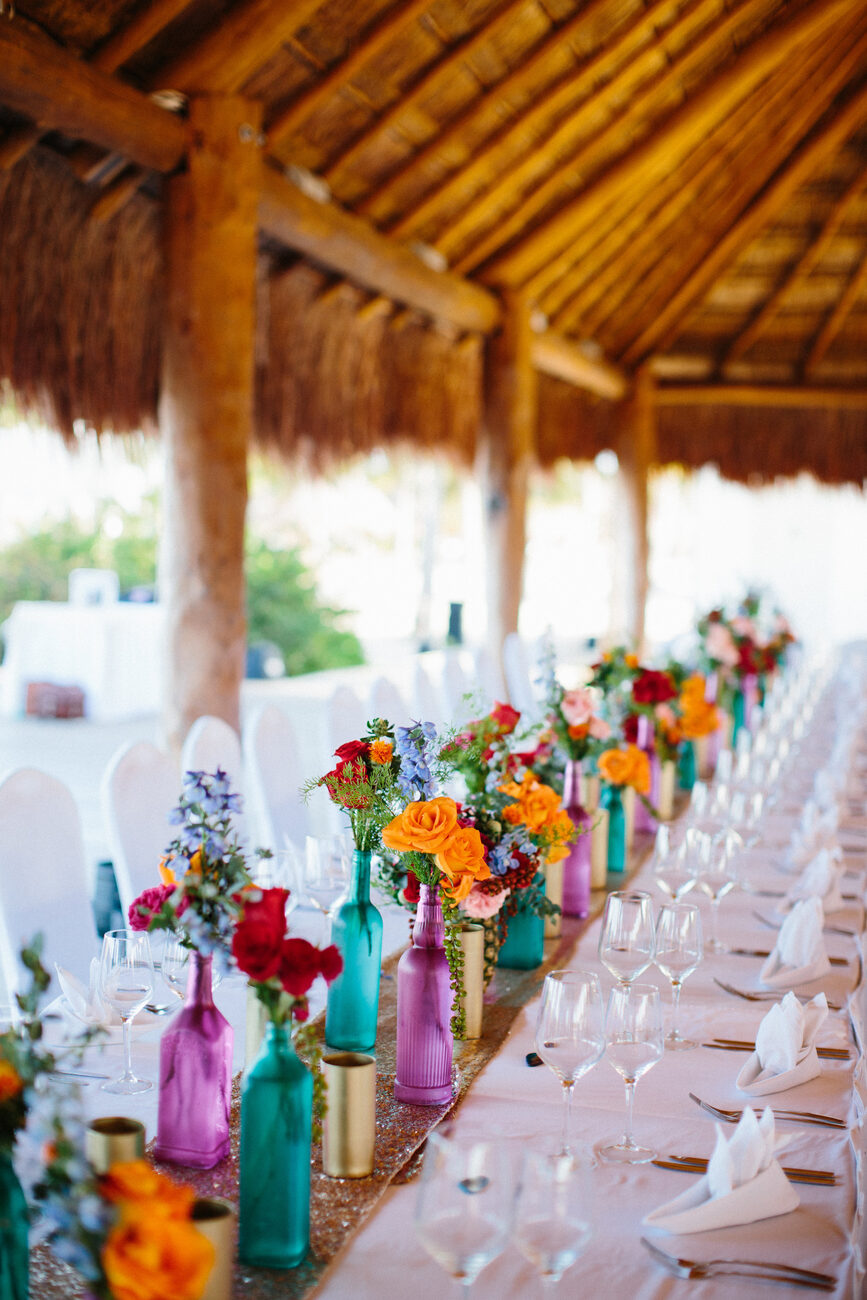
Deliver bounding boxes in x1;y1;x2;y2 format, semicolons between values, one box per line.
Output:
542;669;612;765
0;936;56;1157
596;744;652;795
306;720;403;849
698;597;797;701
677;673;721;741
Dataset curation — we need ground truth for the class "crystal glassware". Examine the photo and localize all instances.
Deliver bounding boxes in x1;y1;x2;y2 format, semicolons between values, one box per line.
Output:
99;928;154;1094
654;902;703;1050
651;825;694;901
534;970;605;1154
692;827;742;953
514;1150;592;1290
598;891;655;985
599;983;663;1164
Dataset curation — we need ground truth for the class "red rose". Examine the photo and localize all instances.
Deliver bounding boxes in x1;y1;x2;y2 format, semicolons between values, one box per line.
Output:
401;870;421;905
623;713;639;744
279;937;322;997
334;739;369;764
128;884;175;931
318;944;343;983
738;643;759;675
232;887;289;982
632;670;677;705
490;701;520;734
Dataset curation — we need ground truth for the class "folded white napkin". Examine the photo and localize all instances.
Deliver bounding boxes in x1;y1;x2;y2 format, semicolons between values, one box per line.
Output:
737;992;828;1095
760;897;831;989
788;803;840;869
55;960;121;1026
644;1107;798;1234
813;769;841;813
783;848;846;914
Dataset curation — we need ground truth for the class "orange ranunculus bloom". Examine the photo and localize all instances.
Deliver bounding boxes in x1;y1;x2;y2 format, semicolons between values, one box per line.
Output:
543;809;575;863
0;1060;22;1103
435;825;490;902
158;857;177;887
567;723;590;740
369;739;393;765
598;745;651;794
102;1161;195;1220
381;797;459;854
102;1217;214;1300
625;653;640;669
500;772;561;835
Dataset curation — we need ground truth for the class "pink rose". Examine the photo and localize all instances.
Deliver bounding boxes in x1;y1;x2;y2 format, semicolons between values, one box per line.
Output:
561;688;595;728
731;615;758;641
655;703;677;729
461;884;509;919
706;622;739;667
588;715;611;741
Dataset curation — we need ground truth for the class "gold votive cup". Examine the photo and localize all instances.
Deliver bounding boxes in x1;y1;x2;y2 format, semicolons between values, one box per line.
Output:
191;1197;235;1300
85;1117;145;1174
457;922;484;1039
584;773;600;812
322;1052;376;1178
591;807;609;888
623;784;635;850
543;859;563;938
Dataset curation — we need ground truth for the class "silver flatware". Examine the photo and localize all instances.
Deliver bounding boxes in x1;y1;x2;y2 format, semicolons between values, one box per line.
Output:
688;1091;847;1129
712;977;843;1011
641;1237;836;1289
659;1154;836;1186
703;1038;850;1060
730;947;849;966
50;1068;110;1081
145;1002;176;1016
752;908;856;939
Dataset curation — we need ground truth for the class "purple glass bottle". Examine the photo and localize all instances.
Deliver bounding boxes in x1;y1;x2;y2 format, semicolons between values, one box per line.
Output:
561;759;592;918
394;883;453;1106
634;716;659;834
154;951;233;1168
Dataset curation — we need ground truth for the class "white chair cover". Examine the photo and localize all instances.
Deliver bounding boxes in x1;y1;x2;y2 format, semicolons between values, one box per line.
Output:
368;676;410;729
0;768;99;991
413;660;444;730
502;631;538;719
101;740;179;921
442;651;471;726
244;704;309;856
181;715;247;846
472;646;506;712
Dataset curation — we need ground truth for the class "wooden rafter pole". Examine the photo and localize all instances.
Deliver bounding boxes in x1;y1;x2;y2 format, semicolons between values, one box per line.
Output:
481;290;536;661
160;95;262;751
620;72;867;366
531;333;627;400
655;383;867;408
723;162;867;369
616;367;656;651
802;244;867;375
482;0;859;287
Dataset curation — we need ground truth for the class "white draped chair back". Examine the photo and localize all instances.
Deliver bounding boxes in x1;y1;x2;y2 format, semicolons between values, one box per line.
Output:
442;651;471;726
0;767;99;993
101;740;179;922
325;686;367;833
502;632;539;719
244;704;309;856
368;676;409;730
413;660;444;731
472;646;506;713
181;715;247;846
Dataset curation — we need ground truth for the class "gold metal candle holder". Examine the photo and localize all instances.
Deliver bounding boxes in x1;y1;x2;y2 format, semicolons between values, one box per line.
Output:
191;1197;235;1300
591;807;609;888
321;1052;376;1178
85;1117;145;1174
543;860;564;938
458;922;484;1039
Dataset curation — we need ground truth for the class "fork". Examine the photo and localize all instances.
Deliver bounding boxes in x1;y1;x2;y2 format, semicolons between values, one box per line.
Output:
688;1091;847;1128
713;977;843;1012
640;1237;836;1289
752;909;857;939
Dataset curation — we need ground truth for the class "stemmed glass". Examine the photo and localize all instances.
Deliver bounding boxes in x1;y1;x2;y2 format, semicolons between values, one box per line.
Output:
99;929;154;1094
598;891;655;985
414;1132;512;1291
691;828;742;953
513;1150;592;1290
303;835;349;916
654;903;703;1051
599;983;663;1164
534;970;605;1154
162;932;222;1001
651;826;695;902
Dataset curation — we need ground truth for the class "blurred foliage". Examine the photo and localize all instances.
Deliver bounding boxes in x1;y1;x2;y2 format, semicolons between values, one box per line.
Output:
0;506;363;675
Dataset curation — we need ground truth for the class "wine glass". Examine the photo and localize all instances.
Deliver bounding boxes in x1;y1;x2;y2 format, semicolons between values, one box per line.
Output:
597;891;654;985
414;1132;512;1291
534;970;605;1154
654;903;703;1051
513;1150;592;1290
651;825;694;901
99;929;154;1095
691;827;742;953
598;983;663;1164
304;835;350;916
162;932;223;1000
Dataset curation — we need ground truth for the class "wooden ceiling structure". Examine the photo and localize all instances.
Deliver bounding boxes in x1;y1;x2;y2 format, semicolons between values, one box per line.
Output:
0;0;866;741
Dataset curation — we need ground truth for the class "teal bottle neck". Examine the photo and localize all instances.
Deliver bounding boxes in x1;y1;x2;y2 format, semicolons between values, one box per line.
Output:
264;1020;290;1052
348;849;372;903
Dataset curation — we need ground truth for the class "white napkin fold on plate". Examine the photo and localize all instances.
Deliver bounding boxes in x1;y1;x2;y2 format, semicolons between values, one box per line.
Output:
783;848;846;914
737;992;828;1095
813;769;841;813
55;959;122;1026
760;896;831;989
644;1106;799;1234
787;802;840;869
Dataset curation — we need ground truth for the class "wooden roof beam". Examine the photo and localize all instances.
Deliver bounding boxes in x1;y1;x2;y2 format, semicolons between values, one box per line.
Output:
483;0;860;287
802;244;867;375
531;332;628;400
655;383;867;409
721;161;867;369
620;72;867;366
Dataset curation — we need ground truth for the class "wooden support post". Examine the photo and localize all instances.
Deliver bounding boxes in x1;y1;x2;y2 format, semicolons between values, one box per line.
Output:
159;97;261;753
616;367;656;651
480;290;536;665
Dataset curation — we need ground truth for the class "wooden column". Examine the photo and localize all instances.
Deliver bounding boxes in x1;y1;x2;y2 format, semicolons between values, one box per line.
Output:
159;97;262;752
480;290;536;664
616;366;656;651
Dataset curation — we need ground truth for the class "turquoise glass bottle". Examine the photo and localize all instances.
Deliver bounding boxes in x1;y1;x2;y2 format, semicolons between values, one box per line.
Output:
601;783;626;872
732;687;746;742
0;1149;28;1300
239;1022;312;1269
325;850;382;1052
677;740;697;791
497;877;545;969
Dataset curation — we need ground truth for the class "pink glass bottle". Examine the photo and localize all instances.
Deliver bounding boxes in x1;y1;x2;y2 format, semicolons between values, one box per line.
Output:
634;716;660;834
561;759;592;917
154;951;233;1168
394;884;453;1106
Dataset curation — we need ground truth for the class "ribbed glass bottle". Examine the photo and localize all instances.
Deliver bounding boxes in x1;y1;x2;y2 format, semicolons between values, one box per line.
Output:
325;850;382;1052
394;884;453;1105
560;759;592;918
602;783;626;872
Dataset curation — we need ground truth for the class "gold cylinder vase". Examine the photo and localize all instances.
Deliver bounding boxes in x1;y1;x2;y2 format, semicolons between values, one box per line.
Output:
85;1117;145;1174
457;922;484;1039
590;807;609;888
543;859;564;939
623;784;636;849
191;1197;235;1300
322;1052;376;1178
658;760;676;821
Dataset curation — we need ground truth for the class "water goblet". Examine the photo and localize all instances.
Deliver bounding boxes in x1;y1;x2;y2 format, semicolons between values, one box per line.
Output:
304;835;349;917
514;1150;592;1290
598;891;655;985
598;983;663;1164
99;929;154;1094
654;903;703;1050
534;970;605;1154
692;827;742;953
414;1132;512;1291
651;825;694;901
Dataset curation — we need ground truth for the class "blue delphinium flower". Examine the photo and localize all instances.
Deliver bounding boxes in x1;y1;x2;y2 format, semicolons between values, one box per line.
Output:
395;722;437;799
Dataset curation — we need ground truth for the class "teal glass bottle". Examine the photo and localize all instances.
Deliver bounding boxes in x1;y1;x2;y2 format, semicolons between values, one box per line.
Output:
677;739;697;791
497;876;545;970
732;687;746;743
239;1022;312;1269
0;1149;28;1300
601;783;626;872
325;850;383;1052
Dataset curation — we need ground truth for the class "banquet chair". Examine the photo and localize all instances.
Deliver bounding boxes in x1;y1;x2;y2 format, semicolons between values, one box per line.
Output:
502;632;539;719
326;685;366;759
101;740;179;922
0;767;100;993
368;676;410;729
413;660;444;730
244;704;309;858
442;651;472;726
472;646;506;712
181;715;247;846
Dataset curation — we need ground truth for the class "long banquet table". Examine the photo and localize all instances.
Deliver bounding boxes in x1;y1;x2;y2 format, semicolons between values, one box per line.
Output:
32;656;867;1298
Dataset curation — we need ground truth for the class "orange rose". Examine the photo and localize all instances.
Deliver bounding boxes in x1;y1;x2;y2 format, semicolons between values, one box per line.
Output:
435;826;490;902
598;745;650;794
543;809;575;863
381;797;458;854
158;857;177;887
102;1161;195;1221
625;653;640;669
369;739;393;765
0;1060;22;1103
102;1218;214;1300
500;772;561;834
